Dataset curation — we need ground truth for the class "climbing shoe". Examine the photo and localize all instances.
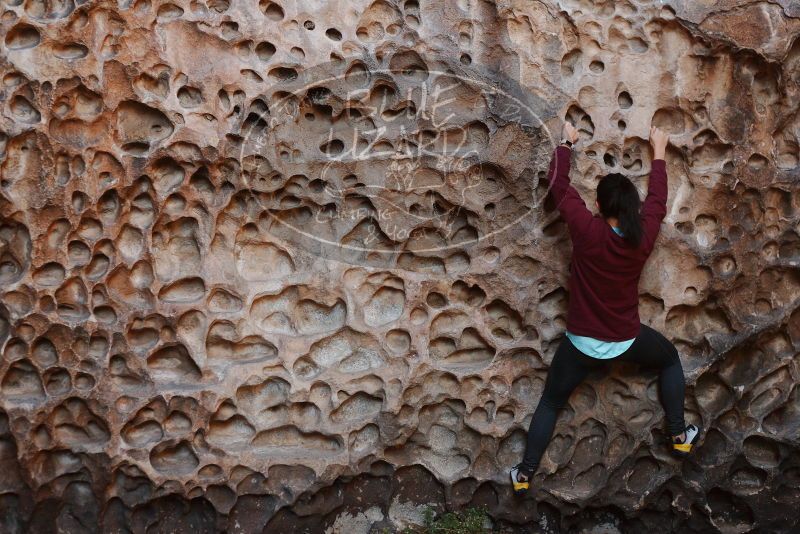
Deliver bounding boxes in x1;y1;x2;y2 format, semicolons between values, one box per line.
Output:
672;424;701;457
509;464;531;496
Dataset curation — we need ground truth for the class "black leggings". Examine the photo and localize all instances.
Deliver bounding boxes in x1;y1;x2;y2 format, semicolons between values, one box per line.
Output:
519;323;686;476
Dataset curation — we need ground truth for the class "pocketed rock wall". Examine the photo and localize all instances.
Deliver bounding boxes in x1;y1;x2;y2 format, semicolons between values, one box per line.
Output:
1;0;800;532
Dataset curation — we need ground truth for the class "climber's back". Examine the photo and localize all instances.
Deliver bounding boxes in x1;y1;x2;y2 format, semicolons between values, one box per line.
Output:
546;145;668;342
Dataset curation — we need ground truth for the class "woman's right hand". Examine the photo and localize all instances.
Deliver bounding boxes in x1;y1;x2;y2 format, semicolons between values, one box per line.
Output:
649;126;669;160
562;122;579;144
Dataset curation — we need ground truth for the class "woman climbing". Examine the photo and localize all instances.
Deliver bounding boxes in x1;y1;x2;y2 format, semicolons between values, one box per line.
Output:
509;121;701;496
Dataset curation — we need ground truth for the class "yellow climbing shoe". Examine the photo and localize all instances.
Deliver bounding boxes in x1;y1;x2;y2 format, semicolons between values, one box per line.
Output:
509;464;530;496
672;424;701;457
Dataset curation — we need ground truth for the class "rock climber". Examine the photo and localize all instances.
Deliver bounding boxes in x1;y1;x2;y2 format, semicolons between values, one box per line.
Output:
509;121;701;496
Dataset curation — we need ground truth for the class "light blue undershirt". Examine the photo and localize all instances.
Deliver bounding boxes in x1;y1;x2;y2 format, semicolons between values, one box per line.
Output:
565;226;636;360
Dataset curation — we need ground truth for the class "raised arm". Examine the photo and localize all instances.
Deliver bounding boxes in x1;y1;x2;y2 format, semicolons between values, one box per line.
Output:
640;126;670;253
547;122;594;242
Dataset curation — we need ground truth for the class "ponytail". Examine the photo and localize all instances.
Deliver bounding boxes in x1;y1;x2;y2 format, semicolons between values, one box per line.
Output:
597;173;643;247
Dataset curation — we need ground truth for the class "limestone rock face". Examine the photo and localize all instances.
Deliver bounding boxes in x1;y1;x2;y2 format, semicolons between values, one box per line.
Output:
1;0;800;531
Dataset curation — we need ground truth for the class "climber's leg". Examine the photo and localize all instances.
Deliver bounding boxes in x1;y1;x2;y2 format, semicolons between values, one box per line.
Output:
616;324;700;453
514;336;604;483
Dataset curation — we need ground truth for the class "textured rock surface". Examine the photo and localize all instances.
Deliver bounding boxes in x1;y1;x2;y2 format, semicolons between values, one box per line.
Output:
2;0;800;532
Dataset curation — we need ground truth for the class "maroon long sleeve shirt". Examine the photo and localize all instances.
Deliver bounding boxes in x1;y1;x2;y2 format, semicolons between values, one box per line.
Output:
547;145;668;341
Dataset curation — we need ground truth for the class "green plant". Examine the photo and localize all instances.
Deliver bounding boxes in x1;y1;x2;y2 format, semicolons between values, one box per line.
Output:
400;505;491;533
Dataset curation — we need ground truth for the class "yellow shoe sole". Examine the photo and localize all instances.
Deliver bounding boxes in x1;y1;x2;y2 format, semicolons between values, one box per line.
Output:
510;471;530;495
672;442;692;456
512;480;530;492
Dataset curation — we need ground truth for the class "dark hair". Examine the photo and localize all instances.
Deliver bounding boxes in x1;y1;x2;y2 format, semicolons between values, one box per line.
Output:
597;173;643;247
